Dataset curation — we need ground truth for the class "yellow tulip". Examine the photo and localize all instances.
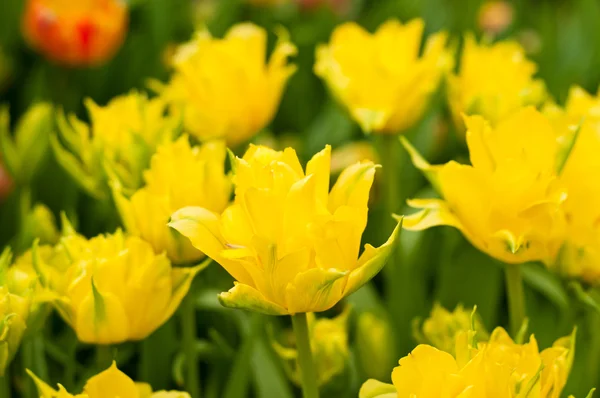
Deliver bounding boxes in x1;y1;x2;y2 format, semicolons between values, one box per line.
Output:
543;86;600;283
170;144;400;315
315;19;452;134
273;308;350;386
113;135;231;264
28;361;190;397
157;23;296;146
401;107;566;265
413;303;488;356
448;34;546;133
40;229;204;344
359;327;575;398
52;90;179;198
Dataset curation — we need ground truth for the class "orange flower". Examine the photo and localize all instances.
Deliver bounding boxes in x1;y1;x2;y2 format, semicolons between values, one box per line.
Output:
22;0;128;66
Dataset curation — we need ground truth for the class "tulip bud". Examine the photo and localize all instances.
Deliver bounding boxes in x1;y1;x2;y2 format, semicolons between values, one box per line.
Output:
355;312;395;381
413;303;488;357
0;103;53;184
28;361;191;397
22;0;128;67
273;308;350;387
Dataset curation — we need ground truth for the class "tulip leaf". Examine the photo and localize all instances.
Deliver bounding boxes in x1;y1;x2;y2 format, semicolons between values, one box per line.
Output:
521;263;569;312
569;281;600;314
0;106;19;179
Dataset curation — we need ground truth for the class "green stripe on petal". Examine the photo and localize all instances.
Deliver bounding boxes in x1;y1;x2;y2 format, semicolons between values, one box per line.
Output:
285;268;348;314
218;282;288;316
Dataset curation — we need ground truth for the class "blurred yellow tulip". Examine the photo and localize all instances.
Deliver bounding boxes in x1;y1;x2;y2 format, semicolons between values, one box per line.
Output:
0;285;30;376
114;136;231;264
170;144;400;315
157;23;296;146
413;303;488;356
359;327;575;398
28;361;191;398
355;312;395;381
544;86;600;284
401;107;566;265
52;90;179;198
43;229;204;344
448;34;546;133
315;19;452;134
273;308;350;386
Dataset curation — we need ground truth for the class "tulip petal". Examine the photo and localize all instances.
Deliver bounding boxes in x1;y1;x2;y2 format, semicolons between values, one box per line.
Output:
26;369;61;397
84;361;139;397
306;145;331;207
329;160;377;212
162;261;210;327
401;199;463;231
400;136;442;192
358;379;397;398
285;268;348;314
169;206;255;286
218;282;288;316
344;221;401;297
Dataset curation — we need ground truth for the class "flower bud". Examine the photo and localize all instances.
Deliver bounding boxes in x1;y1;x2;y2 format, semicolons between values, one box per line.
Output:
355;312;395;381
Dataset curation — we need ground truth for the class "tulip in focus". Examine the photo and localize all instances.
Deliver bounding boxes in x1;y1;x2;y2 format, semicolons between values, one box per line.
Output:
22;0;128;67
360;326;575;398
52;90;179;198
315;19;452;134
447;35;546;132
43;229;204;344
170;144;401;315
158;23;297;146
273;308;350;386
114;136;231;264
28;361;190;397
544;86;600;284
413;303;488;356
400;107;566;265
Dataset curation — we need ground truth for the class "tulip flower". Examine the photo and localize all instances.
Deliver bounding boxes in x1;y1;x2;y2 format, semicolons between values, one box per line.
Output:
170;144;400;316
22;0;128;67
360;327;575;398
52;91;179;198
41;229;204;344
273;308;350;387
113;136;231;264
157;23;297;146
315;19;452;134
544;86;600;284
171;144;399;398
447;34;546;133
401;107;565;266
413;303;488;356
28;361;190;397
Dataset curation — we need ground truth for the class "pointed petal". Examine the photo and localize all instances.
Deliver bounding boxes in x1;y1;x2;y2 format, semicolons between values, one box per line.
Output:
400;136;443;192
401;199;463;231
285;268;347;314
358;379;397;398
218;282;288;315
84;361;139;397
344;221;401;297
26;369;61;397
306;145;331;207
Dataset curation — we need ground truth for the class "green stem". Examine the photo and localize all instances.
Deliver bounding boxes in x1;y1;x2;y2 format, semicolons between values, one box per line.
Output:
182;294;201;398
95;345;113;371
291;313;319;398
505;264;526;337
0;370;10;398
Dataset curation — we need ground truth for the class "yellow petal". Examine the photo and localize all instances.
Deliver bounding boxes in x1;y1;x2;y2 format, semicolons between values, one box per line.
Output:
285;268;347;314
328;161;377;212
358;379;397;398
218;282;288;315
26;369;63;397
84;361;139;397
305;145;331;207
402;199;463;231
344;221;401;296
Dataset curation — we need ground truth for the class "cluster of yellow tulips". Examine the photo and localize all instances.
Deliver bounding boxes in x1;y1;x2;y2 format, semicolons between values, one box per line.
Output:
2;1;600;396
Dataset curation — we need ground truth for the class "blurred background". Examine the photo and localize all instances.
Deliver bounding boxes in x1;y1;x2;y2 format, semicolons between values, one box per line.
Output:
2;0;600;396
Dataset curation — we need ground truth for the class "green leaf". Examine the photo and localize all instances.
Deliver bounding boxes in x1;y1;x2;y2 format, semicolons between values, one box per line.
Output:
521;263;569;311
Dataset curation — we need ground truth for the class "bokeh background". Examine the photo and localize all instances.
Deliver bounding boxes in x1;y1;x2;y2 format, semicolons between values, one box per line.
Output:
2;0;600;396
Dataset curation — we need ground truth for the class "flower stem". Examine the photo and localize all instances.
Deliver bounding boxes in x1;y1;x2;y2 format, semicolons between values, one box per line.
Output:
182;293;201;398
291;313;319;398
95;345;113;371
505;263;526;337
0;370;9;398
